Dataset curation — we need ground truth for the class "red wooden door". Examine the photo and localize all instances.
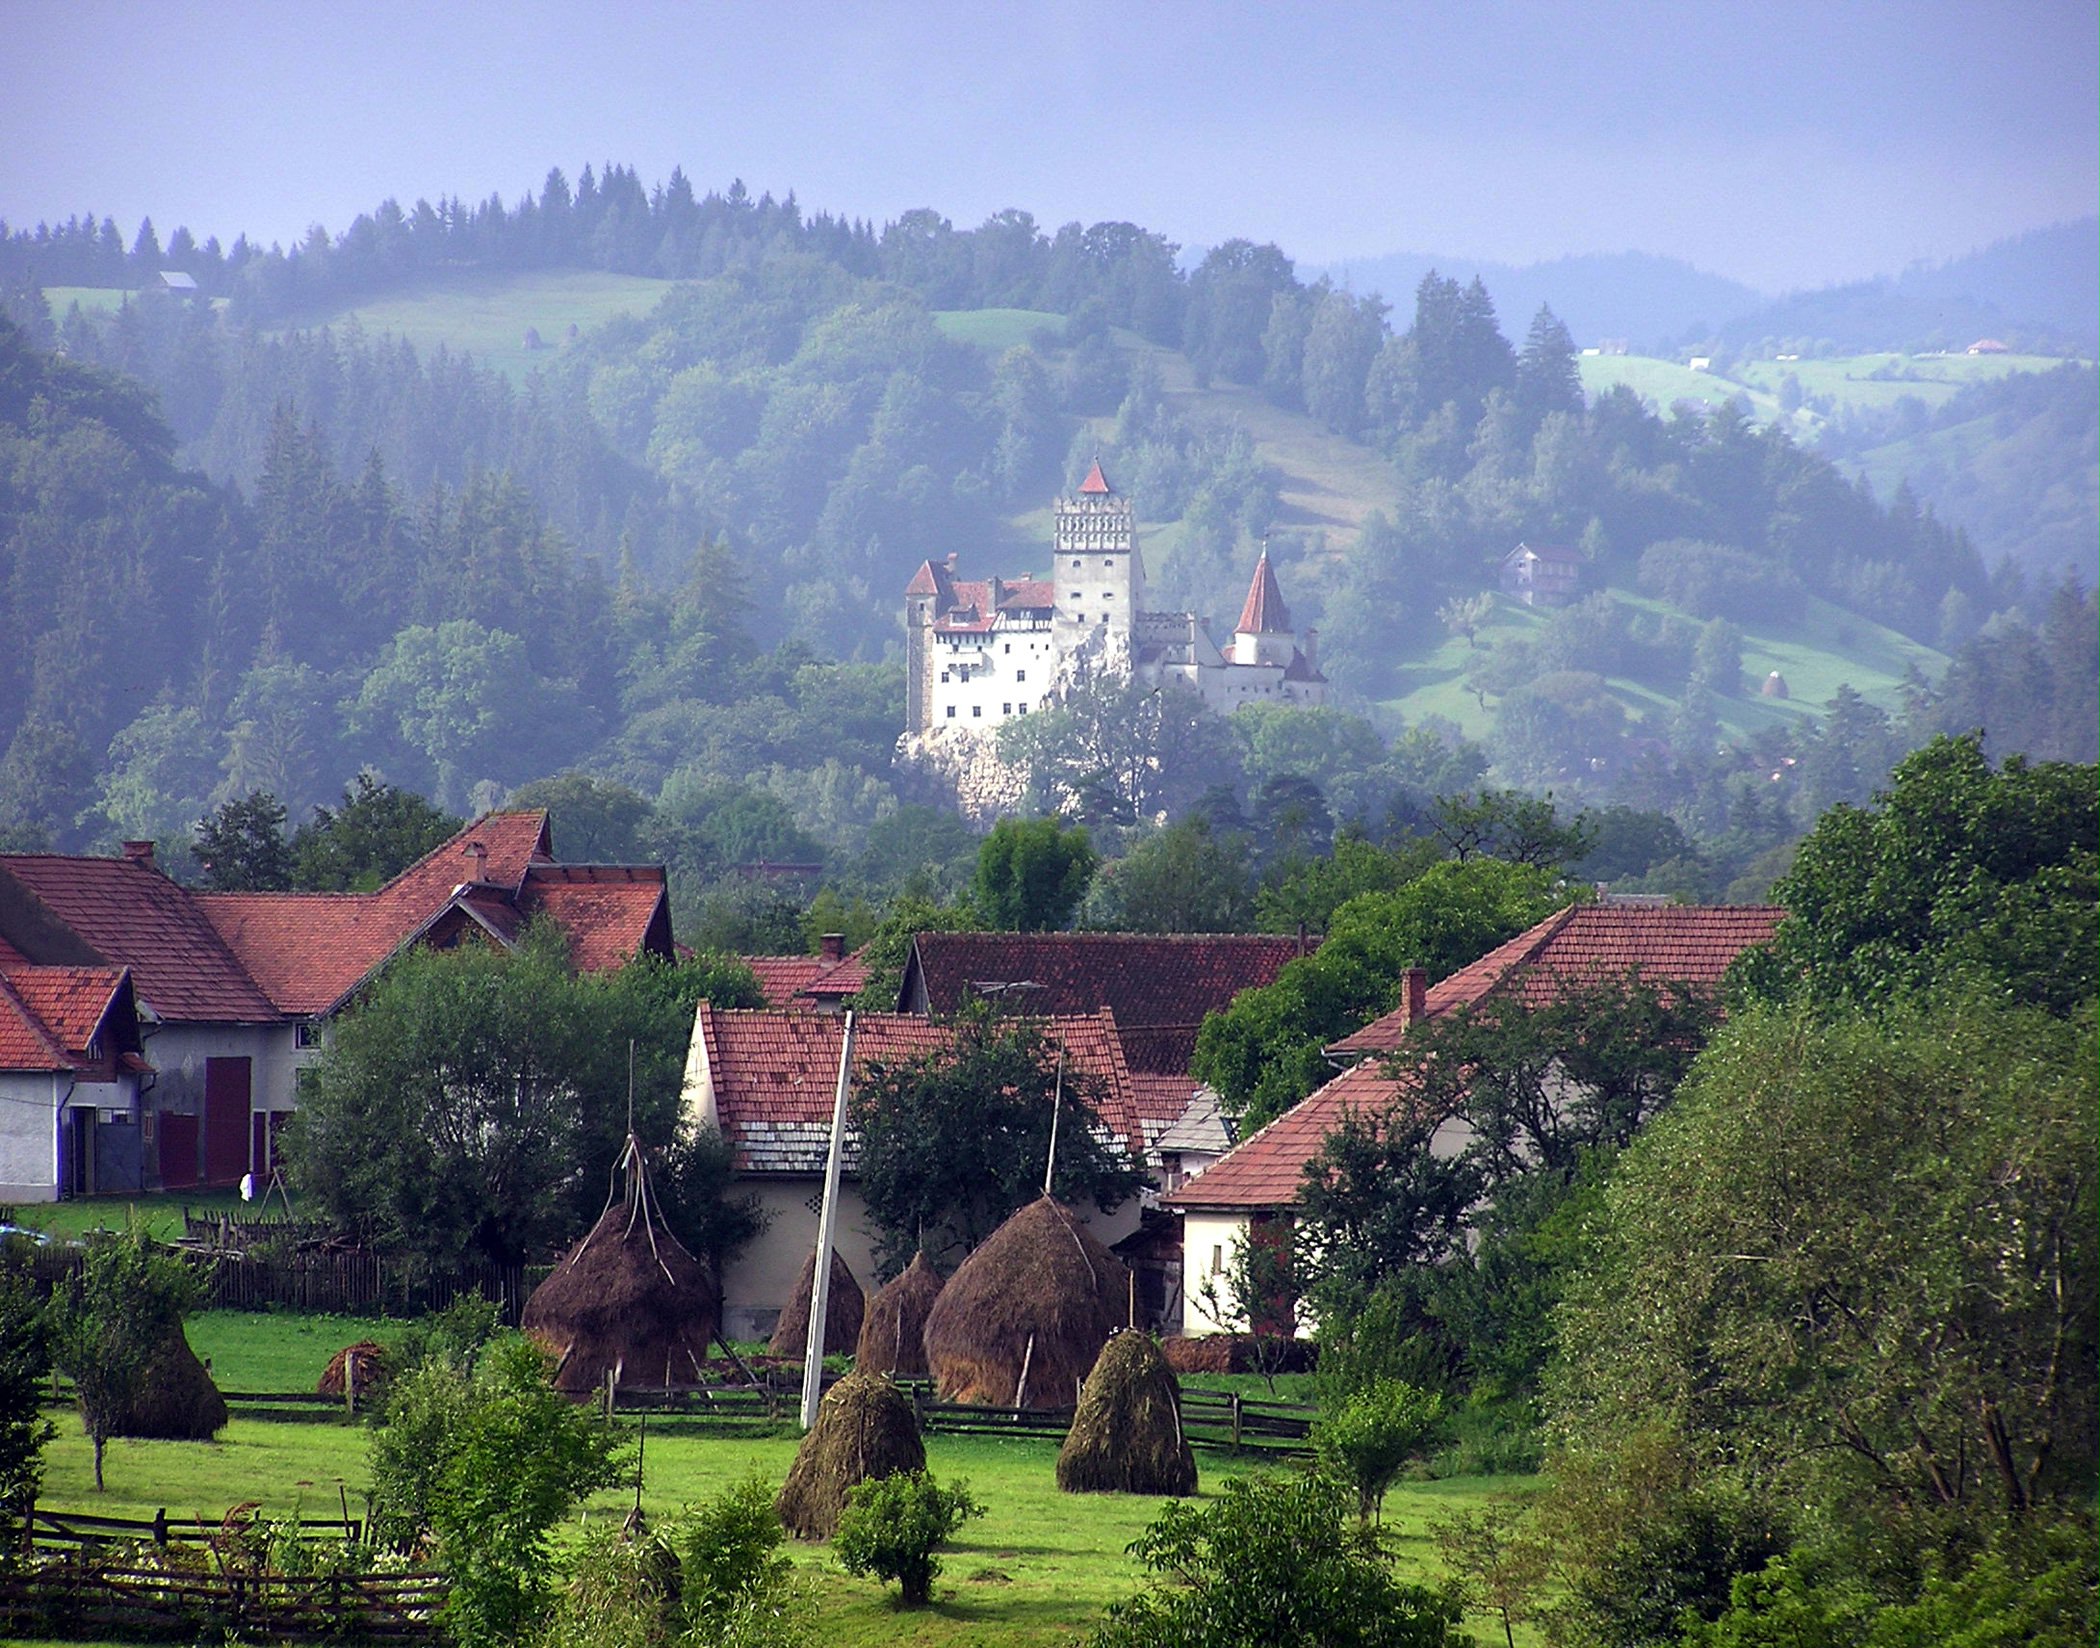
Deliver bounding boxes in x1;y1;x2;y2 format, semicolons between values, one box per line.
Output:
158;1113;199;1189
202;1057;251;1186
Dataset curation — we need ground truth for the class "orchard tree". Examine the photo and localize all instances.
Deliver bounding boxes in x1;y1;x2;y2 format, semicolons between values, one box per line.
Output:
49;1228;196;1490
0;1266;50;1548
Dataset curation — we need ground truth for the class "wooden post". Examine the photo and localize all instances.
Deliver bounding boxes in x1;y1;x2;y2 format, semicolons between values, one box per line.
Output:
1230;1391;1243;1452
345;1351;358;1417
603;1367;616;1426
801;1011;856;1432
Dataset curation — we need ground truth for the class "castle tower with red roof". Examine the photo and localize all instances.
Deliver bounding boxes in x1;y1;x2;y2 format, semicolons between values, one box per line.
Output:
1051;458;1145;649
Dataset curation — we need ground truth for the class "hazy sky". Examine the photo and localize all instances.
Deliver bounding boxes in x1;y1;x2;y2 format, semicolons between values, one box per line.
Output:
6;0;2093;293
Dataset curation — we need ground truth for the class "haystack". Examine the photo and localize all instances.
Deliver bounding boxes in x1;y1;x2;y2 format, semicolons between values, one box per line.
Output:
767;1246;865;1359
922;1195;1131;1410
110;1325;228;1440
775;1369;925;1539
856;1252;945;1377
522;1135;719;1396
1057;1329;1196;1495
317;1340;389;1400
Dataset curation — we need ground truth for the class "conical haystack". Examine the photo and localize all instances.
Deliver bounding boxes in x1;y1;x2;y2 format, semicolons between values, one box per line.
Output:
522;1135;719;1396
768;1246;865;1359
922;1195;1131;1410
856;1252;945;1376
775;1369;925;1539
1057;1329;1197;1495
317;1340;389;1400
110;1325;228;1440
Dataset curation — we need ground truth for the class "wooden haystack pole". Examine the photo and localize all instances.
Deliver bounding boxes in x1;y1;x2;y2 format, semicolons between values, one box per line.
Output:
856;1252;945;1377
1057;1329;1196;1496
522;1133;718;1396
775;1369;926;1539
768;1246;865;1359
922;1195;1130;1410
111;1325;228;1440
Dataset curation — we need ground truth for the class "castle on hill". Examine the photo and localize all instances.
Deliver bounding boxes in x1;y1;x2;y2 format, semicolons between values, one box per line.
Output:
902;462;1326;760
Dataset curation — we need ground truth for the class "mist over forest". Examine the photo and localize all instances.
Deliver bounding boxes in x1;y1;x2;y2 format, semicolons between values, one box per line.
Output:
0;165;2091;941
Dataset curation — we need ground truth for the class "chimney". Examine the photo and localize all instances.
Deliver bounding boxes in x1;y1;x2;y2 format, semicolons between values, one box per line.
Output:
464;840;488;880
944;552;959;572
120;840;156;868
1401;966;1427;1026
819;932;846;965
1304;626;1319;671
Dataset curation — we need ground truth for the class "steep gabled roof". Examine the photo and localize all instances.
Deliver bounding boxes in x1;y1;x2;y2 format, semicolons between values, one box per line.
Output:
1162;1057;1429;1212
900;933;1312;1046
1234;551;1292;635
1078;458;1114;495
744;951;869;1010
517;865;673;973
1326;903;1785;1059
0;855;278;1022
0;965;139;1073
686;1006;1143;1173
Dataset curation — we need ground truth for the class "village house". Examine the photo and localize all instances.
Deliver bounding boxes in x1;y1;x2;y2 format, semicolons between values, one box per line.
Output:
1498;541;1585;607
679;1005;1149;1340
0;812;672;1201
0;966;151;1202
740;932;867;1013
1162;903;1784;1332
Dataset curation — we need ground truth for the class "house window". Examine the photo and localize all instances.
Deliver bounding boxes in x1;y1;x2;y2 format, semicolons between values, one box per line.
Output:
1210;1244;1224;1275
946;706;957;719
294;1020;324;1050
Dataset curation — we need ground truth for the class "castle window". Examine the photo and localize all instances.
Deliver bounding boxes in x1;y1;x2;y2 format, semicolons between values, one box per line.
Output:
1103;591;1115;600
972;705;983;718
1015;669;1025;682
939;670;950;683
1017;702;1028;714
1002;703;1012;715
946;706;956;718
1072;558;1082;569
1003;643;1011;654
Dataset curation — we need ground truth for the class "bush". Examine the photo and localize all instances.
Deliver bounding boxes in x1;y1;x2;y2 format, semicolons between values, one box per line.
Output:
678;1473;795;1634
1314;1377;1445;1524
833;1470;982;1608
1093;1471;1471;1648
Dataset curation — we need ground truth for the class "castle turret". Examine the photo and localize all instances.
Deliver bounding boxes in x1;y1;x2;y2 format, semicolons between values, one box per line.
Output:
1231;548;1297;669
1052;459;1144;645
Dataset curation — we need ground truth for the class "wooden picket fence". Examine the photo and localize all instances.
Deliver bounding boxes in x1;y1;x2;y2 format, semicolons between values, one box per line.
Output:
1;1506;445;1643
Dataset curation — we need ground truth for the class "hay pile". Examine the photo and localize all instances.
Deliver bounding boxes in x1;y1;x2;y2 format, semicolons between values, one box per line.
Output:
317;1340;389;1399
856;1252;944;1377
768;1246;865;1359
522;1136;719;1396
775;1369;925;1539
922;1196;1131;1410
110;1326;228;1440
1057;1329;1196;1495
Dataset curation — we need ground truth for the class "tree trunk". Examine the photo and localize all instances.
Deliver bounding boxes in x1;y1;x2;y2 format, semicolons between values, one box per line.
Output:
92;1432;105;1492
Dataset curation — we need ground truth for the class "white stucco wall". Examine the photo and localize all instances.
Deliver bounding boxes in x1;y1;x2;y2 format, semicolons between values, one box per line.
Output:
0;1072;64;1202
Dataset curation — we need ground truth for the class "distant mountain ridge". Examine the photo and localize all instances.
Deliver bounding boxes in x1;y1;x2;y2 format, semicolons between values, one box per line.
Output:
1310;249;1765;352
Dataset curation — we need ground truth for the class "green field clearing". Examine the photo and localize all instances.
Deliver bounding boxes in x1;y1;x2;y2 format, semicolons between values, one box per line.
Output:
2;1188;246;1244
932;307;1064;351
30;1357;1538;1647
276;270;673;381
1383;587;1944;743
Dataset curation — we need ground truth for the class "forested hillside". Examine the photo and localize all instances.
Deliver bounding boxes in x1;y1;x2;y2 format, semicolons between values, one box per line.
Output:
0;167;2092;939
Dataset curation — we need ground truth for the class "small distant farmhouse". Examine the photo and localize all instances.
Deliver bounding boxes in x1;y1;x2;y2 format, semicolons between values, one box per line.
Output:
0;813;671;1203
1498;541;1584;607
1162;903;1784;1332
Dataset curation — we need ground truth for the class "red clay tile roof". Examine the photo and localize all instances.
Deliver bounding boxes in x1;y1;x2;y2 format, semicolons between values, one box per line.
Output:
198;815;663;1016
691;1007;1142;1173
906;560;950;599
744;952;870;1010
1234;552;1292;635
901;934;1313;1047
1079;459;1113;494
1327;904;1784;1058
1162;1057;1431;1212
0;966;133;1072
0;855;279;1022
1128;1070;1203;1132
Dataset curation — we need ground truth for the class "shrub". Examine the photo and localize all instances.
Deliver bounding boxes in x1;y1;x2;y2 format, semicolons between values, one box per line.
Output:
1314;1377;1445;1524
1093;1471;1471;1648
833;1470;982;1608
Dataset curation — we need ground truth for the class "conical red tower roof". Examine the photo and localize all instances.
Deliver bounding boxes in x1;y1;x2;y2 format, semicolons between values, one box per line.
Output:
1078;458;1113;495
1235;551;1291;634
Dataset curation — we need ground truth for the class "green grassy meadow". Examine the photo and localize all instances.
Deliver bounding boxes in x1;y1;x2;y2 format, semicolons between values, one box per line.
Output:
1383;586;1944;742
23;1308;1540;1647
2;1188;247;1245
932;307;1064;351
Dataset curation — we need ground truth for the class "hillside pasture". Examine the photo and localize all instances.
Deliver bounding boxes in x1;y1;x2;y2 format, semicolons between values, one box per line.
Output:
272;269;673;381
932;307;1064;351
1382;587;1944;743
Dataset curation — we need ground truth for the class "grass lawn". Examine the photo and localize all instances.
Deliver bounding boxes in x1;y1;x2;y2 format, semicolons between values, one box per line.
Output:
933;307;1065;351
30;1403;1539;1646
2;1187;248;1244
